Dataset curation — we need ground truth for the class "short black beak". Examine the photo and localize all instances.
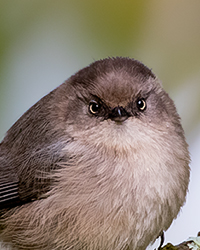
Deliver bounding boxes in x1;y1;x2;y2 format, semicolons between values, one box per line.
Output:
110;106;129;122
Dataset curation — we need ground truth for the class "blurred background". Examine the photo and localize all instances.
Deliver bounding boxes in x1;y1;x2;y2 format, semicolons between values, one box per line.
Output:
0;0;200;247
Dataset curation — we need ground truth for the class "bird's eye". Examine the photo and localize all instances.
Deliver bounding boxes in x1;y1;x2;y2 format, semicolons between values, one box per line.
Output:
137;99;146;111
89;100;101;115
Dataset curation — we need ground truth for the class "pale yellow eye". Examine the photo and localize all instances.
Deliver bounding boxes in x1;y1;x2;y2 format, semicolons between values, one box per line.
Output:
89;101;100;115
137;99;146;111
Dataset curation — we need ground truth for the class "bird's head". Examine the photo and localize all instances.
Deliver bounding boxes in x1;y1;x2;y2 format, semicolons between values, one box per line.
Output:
54;57;183;157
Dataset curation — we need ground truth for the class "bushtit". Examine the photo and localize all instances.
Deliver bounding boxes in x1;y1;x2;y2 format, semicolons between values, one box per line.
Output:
0;57;190;250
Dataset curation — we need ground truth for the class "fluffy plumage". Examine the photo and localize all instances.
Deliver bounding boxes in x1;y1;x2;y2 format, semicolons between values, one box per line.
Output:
0;57;190;250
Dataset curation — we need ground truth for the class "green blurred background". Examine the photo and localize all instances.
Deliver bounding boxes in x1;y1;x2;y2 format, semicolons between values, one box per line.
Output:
0;0;200;247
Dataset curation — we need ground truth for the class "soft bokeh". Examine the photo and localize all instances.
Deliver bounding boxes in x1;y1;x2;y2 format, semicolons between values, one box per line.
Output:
0;0;200;246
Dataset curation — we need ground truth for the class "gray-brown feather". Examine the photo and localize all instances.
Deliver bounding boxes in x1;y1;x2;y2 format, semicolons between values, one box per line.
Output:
0;57;190;250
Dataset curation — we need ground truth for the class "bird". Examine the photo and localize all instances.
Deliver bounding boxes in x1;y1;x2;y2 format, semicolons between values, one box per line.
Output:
0;57;190;250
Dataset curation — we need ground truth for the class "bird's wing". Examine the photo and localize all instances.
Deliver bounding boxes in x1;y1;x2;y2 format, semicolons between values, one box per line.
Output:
0;144;65;211
0;178;21;210
0;156;22;210
0;91;66;211
0;147;51;211
0;161;53;211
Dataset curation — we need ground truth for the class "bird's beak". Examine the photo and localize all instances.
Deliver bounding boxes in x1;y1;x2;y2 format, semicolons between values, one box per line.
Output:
110;106;129;122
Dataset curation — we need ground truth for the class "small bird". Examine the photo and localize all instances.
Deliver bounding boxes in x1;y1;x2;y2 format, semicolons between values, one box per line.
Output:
0;57;190;250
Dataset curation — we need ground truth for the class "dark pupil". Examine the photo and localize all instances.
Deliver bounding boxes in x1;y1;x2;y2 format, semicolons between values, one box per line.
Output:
91;103;99;112
137;99;145;109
